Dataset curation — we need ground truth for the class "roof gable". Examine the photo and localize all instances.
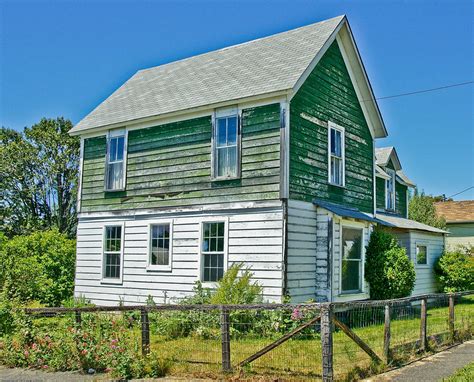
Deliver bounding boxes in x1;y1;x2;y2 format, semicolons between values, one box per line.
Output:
375;147;401;170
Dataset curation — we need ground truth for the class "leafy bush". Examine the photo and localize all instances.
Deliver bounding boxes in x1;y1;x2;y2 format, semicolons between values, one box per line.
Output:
0;311;173;379
210;263;263;304
435;247;474;292
0;230;75;306
365;229;416;299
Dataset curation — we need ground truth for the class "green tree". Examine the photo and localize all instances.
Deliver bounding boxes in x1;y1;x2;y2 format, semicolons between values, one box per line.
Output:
0;118;79;237
408;190;446;229
0;230;76;306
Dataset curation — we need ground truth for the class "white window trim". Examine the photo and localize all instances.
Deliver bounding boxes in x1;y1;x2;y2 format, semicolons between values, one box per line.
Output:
211;107;241;181
339;221;366;295
197;216;229;288
327;121;346;187
100;222;125;285
104;129;128;192
385;168;396;211
146;219;173;272
415;243;429;267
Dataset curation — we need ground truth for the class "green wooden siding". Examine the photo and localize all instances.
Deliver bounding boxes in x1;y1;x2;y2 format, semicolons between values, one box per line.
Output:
289;41;374;213
376;177;385;210
80;103;281;213
395;181;408;217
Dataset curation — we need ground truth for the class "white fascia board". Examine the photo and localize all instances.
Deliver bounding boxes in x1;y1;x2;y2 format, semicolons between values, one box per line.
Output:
70;91;290;138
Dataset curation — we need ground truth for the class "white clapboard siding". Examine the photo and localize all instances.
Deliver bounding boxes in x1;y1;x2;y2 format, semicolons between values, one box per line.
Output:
75;207;284;305
408;231;444;295
287;200;319;302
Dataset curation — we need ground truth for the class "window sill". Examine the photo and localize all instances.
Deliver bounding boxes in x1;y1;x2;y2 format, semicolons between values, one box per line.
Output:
416;264;429;268
328;182;345;189
201;281;219;289
339;290;364;296
211;176;241;182
100;279;123;285
104;188;126;192
146;266;172;272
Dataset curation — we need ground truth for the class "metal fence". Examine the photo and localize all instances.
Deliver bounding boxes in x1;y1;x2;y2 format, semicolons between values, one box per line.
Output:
24;291;473;381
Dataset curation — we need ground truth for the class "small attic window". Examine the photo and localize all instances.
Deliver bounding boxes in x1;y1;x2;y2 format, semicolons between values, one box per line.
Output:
105;131;127;191
385;168;395;210
212;107;240;179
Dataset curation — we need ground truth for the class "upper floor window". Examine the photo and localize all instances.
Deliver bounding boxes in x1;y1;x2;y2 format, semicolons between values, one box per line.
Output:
213;109;240;179
386;169;396;210
106;132;126;191
328;122;345;186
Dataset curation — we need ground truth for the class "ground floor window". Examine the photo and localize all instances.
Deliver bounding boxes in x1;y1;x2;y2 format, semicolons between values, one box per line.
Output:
416;244;427;265
341;226;363;293
149;222;172;270
103;225;122;280
201;221;225;282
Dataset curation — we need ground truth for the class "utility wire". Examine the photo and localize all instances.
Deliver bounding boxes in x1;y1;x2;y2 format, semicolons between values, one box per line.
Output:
361;80;474;102
447;186;474;199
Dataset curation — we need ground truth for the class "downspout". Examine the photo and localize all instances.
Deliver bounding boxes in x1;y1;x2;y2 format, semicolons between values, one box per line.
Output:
280;100;290;299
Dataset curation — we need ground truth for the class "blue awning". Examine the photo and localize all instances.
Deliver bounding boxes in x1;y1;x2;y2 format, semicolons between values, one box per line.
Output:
313;199;378;223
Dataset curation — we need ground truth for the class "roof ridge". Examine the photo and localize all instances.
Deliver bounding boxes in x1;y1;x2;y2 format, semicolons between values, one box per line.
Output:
137;15;345;74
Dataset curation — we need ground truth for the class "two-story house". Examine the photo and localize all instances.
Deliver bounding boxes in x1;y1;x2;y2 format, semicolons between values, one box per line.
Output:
71;15;444;305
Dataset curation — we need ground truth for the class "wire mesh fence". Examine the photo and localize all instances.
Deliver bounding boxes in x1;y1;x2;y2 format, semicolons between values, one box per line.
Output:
21;291;473;381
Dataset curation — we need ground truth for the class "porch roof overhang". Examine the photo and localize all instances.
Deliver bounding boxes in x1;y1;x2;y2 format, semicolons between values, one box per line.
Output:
313;199;378;223
375;213;449;234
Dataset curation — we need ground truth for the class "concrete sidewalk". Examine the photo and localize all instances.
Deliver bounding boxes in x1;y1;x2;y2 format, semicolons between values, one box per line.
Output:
367;340;474;381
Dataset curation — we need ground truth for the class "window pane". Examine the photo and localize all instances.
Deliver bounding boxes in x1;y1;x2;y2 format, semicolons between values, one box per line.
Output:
228;146;237;177
342;228;362;260
116;137;124;161
203;253;224;282
341;260;361;292
109;138;118;161
341;227;363;292
331;157;342;185
217;118;227;147
330;129;336;155
104;253;121;279
106;226;121;251
107;162;124;190
227;117;237;144
217;147;228;177
151;224;171;266
417;245;427;264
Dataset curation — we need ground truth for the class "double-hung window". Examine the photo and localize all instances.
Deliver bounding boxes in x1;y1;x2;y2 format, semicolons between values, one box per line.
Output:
106;132;126;191
416;245;428;265
386;169;396;210
148;222;172;271
103;225;123;282
213;109;239;179
341;226;363;293
328;122;345;186
201;222;225;282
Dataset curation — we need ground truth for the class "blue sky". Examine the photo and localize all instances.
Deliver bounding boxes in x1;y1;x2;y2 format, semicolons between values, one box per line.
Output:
1;0;473;200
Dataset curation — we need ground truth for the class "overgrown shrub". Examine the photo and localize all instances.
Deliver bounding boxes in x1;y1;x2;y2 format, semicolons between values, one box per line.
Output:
365;229;416;299
0;230;75;306
435;247;474;292
0;311;173;379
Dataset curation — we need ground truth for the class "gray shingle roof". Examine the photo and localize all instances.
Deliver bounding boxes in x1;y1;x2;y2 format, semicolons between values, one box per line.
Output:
70;16;345;134
375;147;394;167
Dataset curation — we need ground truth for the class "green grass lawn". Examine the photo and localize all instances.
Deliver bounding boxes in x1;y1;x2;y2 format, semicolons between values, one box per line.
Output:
443;362;474;382
147;296;473;380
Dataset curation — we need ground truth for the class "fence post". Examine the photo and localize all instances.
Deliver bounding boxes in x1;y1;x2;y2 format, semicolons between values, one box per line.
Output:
420;298;427;351
321;303;334;382
448;294;455;343
220;306;231;372
141;308;150;355
75;310;82;326
383;304;391;363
